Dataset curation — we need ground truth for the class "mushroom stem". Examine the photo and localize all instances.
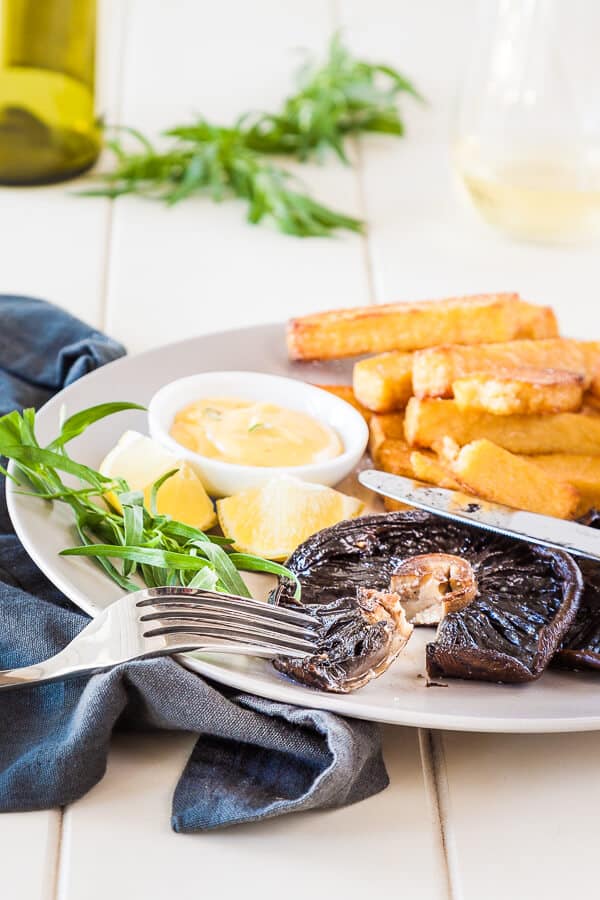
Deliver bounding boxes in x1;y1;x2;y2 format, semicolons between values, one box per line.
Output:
390;553;478;625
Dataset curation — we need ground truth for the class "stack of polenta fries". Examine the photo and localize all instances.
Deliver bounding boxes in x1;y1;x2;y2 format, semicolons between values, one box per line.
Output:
287;293;600;520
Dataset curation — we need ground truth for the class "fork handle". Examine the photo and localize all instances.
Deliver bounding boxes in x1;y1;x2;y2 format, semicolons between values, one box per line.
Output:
0;663;88;688
0;650;118;690
0;613;134;690
0;660;85;689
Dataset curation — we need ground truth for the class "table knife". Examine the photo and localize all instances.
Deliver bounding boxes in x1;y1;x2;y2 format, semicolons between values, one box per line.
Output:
359;469;600;563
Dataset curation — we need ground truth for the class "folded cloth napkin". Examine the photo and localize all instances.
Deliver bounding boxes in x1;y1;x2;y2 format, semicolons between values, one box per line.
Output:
0;295;389;831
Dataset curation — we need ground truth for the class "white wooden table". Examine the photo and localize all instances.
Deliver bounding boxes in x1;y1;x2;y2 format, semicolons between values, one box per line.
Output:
2;2;600;897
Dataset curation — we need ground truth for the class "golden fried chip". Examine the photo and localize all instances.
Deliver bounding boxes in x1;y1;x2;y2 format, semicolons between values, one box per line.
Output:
452;367;584;415
404;397;600;456
409;450;461;490
368;413;406;461
383;497;411;512
413;339;587;399
529;454;600;509
580;342;600;398
377;439;415;478
514;302;559;339
353;352;413;412
448;439;580;519
583;393;600;415
287;294;545;361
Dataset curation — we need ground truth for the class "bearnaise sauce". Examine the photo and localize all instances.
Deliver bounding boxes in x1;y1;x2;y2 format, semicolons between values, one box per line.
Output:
170;397;342;467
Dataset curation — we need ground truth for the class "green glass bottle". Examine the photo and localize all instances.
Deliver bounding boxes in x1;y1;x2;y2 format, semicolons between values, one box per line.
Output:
0;0;100;185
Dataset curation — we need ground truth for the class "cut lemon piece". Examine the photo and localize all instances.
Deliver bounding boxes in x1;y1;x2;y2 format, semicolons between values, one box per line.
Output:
217;475;364;560
99;430;216;530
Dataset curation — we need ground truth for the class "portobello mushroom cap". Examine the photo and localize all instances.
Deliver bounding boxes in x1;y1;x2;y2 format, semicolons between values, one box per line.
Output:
272;587;413;693
273;511;583;688
428;545;582;683
554;510;600;671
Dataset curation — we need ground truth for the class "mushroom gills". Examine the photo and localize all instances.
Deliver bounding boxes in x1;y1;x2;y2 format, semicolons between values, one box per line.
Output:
273;588;413;693
427;545;583;683
554;510;600;671
391;553;477;625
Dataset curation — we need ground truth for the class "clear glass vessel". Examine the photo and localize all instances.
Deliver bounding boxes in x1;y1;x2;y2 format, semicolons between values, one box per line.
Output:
0;0;99;185
454;0;600;243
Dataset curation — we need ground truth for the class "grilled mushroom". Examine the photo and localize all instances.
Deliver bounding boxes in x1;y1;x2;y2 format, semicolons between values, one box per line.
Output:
274;512;583;689
426;545;582;683
391;553;477;625
273;587;413;693
554;511;600;671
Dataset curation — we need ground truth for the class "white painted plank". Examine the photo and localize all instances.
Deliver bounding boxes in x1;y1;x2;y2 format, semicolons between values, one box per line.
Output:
104;0;370;354
437;731;600;899
0;0;126;328
58;727;446;900
0;810;61;900
338;0;599;338
0;186;106;327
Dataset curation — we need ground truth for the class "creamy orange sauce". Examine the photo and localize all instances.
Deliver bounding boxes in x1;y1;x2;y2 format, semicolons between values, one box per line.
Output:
170;397;342;467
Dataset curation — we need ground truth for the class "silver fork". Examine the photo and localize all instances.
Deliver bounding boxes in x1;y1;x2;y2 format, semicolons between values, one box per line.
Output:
0;586;320;690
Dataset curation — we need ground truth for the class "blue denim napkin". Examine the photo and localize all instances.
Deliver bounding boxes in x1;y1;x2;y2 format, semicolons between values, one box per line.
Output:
0;295;389;831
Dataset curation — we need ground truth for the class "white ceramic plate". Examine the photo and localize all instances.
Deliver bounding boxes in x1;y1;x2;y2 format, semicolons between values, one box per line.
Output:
8;323;600;733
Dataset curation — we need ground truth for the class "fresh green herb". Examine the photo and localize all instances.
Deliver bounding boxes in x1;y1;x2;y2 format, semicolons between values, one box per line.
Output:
83;34;419;237
248;422;265;432
240;32;422;162
149;467;179;515
228;554;301;585
0;403;300;598
48;401;146;449
82;125;363;238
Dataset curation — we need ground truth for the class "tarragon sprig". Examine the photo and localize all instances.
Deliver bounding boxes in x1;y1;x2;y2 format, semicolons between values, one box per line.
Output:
83;34;420;237
84;124;363;238
240;32;422;162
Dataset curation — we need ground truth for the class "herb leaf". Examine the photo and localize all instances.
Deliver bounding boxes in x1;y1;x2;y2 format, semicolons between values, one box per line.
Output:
188;567;220;591
242;32;422;162
49;402;146;449
83;127;363;238
121;495;145;576
59;544;217;571
149;467;179;516
1;443;113;491
83;34;419;237
230;554;301;600
191;540;250;598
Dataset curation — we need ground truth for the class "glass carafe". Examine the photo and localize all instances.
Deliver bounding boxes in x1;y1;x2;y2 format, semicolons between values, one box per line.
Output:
0;0;99;185
454;0;600;243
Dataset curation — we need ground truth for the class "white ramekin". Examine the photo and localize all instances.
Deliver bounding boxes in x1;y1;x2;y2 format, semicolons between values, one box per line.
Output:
147;370;369;497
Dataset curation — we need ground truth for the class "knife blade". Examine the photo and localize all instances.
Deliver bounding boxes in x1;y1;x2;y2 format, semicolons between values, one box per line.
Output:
358;469;600;563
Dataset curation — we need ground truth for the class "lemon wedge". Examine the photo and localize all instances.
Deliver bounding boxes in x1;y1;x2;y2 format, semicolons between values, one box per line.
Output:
217;475;363;560
99;430;216;530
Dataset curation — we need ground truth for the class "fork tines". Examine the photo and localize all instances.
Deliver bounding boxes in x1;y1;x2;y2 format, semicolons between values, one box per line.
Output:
139;604;313;638
136;587;317;626
136;586;320;656
142;620;318;654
